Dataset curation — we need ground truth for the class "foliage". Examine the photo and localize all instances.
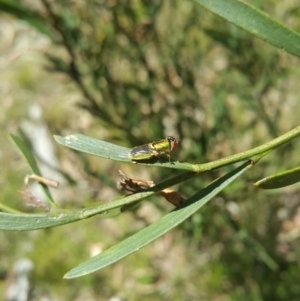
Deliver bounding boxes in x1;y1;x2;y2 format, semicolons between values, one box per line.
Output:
1;0;300;300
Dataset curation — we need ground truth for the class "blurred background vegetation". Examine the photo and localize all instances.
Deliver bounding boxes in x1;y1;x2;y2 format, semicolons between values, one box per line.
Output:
1;0;300;300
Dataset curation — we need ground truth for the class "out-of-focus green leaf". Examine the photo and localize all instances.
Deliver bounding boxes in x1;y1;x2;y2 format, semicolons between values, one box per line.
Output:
45;54;69;73
0;0;52;38
64;160;252;278
194;0;300;58
238;231;278;271
10;134;56;206
254;166;300;189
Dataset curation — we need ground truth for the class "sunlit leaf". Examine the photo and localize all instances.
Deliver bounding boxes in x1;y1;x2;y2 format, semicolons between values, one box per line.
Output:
54;134;196;170
194;0;300;58
0;191;155;230
64;161;252;278
254;166;300;189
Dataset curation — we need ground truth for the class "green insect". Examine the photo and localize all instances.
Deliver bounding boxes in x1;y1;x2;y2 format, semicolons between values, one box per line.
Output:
129;136;179;163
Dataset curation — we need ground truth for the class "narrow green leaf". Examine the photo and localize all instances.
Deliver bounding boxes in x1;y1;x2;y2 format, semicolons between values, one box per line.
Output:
10;134;56;206
238;231;278;271
254;166;300;189
0;208;115;231
194;0;300;58
54;134;195;170
64;161;252;278
54;134;131;161
55;125;300;173
0;191;155;230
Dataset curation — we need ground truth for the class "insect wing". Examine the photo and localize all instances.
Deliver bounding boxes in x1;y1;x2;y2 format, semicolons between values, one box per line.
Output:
129;136;178;163
130;144;154;160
